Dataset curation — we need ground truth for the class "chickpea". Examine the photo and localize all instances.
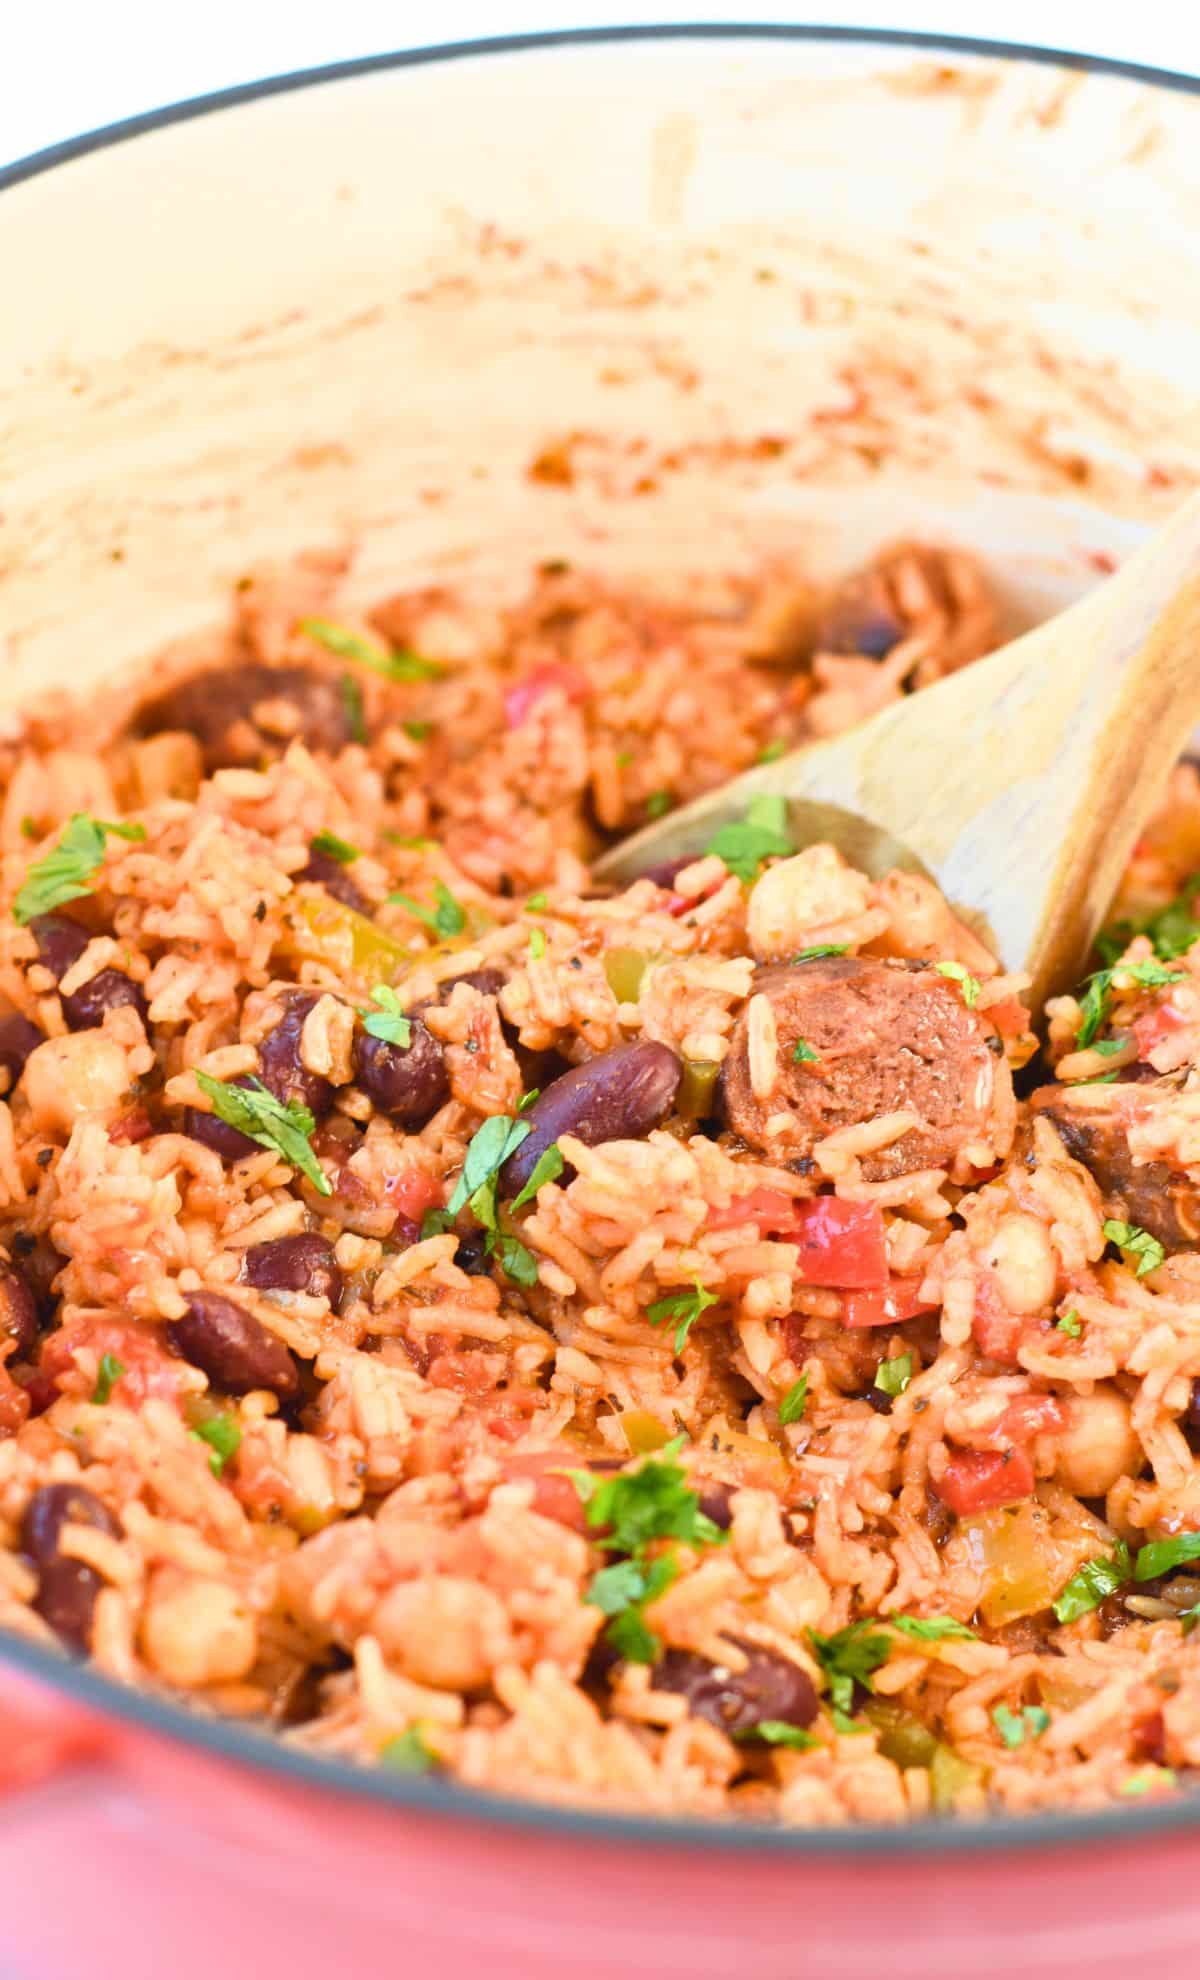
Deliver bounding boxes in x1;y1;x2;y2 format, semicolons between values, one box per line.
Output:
23;1032;129;1134
981;1212;1057;1315
748;845;873;961
141;1571;258;1687
371;1576;511;1691
1052;1386;1140;1498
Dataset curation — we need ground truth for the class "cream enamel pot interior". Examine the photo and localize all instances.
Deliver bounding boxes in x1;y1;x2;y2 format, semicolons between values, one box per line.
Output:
5;30;1200;1980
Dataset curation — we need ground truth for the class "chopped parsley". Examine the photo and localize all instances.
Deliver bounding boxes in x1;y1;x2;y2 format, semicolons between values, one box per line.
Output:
516;1088;540;1114
529;927;547;961
1103;1218;1165;1279
645;1278;719;1354
792;1038;818;1064
874;1353;913;1399
794;944;849;963
388;879;466;939
703;793;795;884
1075;959;1182;1049
91;1353;124;1405
757;739;788;765
339;674;367;744
526;892;548;912
193;1073;331;1196
380;1726;438;1773
403;720;433;742
509;1142;564;1212
1119;1768;1177;1797
301;617;443;682
360;985;412;1048
808;1620;892;1722
310;830;359;865
1098;878;1200;967
778;1376;809;1426
1134;1532;1200;1582
14;813;147;924
888;1614;975;1643
420;1207;456;1240
445;1113;538;1284
20;816;39;841
934;960;981;1008
992;1703;1050;1749
740;1719;819;1749
1056;1308;1083;1338
1051;1543;1131;1623
569;1441;726;1664
191;1410;242;1478
645;791;673;820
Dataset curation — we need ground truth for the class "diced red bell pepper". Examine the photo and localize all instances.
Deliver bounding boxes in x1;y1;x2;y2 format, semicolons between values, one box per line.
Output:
938;1446;1036;1516
502;1451;588;1531
793;1198;889;1289
842;1278;938;1328
991;1394;1066;1443
384;1169;445;1224
1133;1001;1188;1058
971;1275;1026;1366
708;1187;800;1233
983;996;1029;1040
504;663;591;729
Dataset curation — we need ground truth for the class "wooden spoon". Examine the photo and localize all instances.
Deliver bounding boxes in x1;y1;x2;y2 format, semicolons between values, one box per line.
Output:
595;493;1200;1009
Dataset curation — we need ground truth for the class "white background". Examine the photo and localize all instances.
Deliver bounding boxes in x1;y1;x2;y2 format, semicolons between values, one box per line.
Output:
6;0;1200;171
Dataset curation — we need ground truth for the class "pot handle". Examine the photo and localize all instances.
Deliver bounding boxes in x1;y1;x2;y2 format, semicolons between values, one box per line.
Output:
0;1672;117;1796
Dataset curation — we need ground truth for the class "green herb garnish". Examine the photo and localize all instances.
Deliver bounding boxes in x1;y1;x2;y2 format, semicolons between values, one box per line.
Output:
645;791;673;820
808;1620;892;1720
1119;1768;1177;1797
874;1353;913;1399
445;1113;536;1285
509;1143;563;1212
778;1376;808;1426
310;830;359;865
380;1726;438;1773
403;720;433;742
1103;1218;1165;1279
1056;1309;1083;1338
529;927;547;961
420;1207;456;1240
1098;878;1200;967
1052;1543;1131;1622
992;1703;1050;1749
20;816;39;841
704;793;795;883
526;892;548;912
388;879;466;939
516;1088;540;1114
340;674;367;744
91;1353;124;1405
301;618;443;683
193;1073;331;1196
792;1038;818;1064
793;944;849;963
888;1614;975;1642
1134;1532;1200;1582
570;1442;725;1664
191;1411;242;1478
645;1278;719;1354
741;1719;819;1749
757;740;788;765
1076;960;1183;1049
360;984;412;1048
934;960;981;1008
14;813;147;924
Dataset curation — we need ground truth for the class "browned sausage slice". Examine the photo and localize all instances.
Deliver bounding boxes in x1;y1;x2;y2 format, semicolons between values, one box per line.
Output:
1029;1082;1200;1251
135;664;352;770
721;956;1015;1182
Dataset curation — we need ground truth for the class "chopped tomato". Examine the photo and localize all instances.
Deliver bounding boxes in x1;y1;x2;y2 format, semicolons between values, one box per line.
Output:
938;1446;1035;1516
983;996;1029;1040
109;1107;153;1146
794;1198;889;1288
504;663;591;729
991;1394;1066;1444
708;1187;800;1233
383;1169;445;1224
843;1278;938;1328
39;1319;183;1408
502;1451;588;1531
1133;1001;1188;1058
971;1276;1026;1365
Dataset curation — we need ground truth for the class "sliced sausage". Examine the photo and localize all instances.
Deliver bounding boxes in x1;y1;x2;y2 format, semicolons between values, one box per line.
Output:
134;663;352;771
499;1041;682;1198
721;956;1015;1183
651;1640;819;1736
1029;1083;1200;1252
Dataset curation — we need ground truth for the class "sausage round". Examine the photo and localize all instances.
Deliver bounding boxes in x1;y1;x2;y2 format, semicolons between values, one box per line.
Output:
721;956;1015;1183
135;664;352;770
1029;1083;1200;1252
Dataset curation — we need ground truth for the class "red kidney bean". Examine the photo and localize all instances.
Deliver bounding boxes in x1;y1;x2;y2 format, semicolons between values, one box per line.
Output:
0;1264;39;1360
21;1482;121;1652
135;663;353;770
30;914;146;1032
183;1077;259;1161
354;1016;448;1127
695;1481;735;1530
453;1231;493;1277
0;1013;44;1089
166;1291;299;1400
639;857;693;890
242;1233;342;1308
651;1640;819;1736
8;1232;65;1318
257;993;335;1120
499;1041;682;1198
440;968;506;1001
298;848;368;914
